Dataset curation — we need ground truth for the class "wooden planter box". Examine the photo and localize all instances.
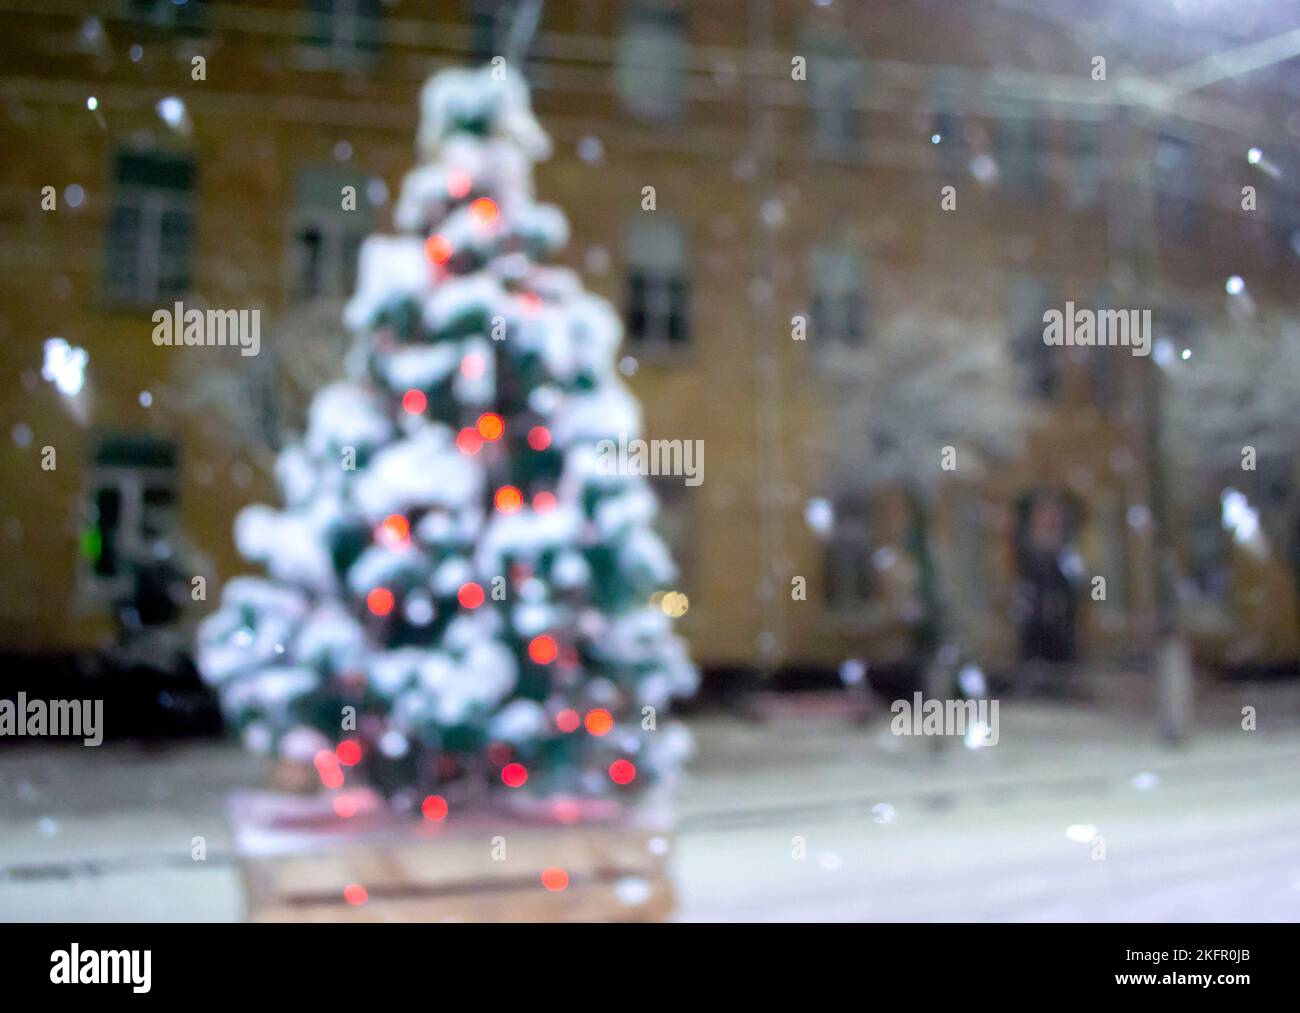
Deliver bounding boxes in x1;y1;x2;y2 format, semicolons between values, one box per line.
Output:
229;789;675;923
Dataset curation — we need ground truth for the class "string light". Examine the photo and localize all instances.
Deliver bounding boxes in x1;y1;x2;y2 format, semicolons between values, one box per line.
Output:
367;587;395;616
343;883;368;906
424;234;452;264
501;762;528;787
556;708;580;733
527;426;551;451
402;389;427;414
584;709;613;736
470;196;499;225
476;412;505;441
541;867;569;891
528;635;558;664
336;740;363;766
533;491;557;513
457;427;483;454
377;513;410;548
421;795;448;821
333;795;358;818
495;486;523;513
609;759;637;785
447;169;472;200
457;582;485;609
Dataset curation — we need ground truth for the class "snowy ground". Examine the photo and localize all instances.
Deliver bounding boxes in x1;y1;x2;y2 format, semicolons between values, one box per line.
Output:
1;682;1298;921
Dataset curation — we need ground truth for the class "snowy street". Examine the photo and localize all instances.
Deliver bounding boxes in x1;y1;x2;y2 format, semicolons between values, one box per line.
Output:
2;683;1297;922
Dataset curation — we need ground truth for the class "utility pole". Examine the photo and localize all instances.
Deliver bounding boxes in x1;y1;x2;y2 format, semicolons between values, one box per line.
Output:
1115;109;1194;744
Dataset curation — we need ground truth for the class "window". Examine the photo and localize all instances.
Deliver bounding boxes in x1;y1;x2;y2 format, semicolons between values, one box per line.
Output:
809;52;864;157
289;167;375;301
616;2;686;123
129;0;208;32
993;111;1047;200
1006;275;1058;400
824;498;873;608
932;111;966;176
304;0;382;54
809;246;866;345
1154;135;1205;239
80;435;180;610
624;218;689;346
106;150;195;305
1067;119;1104;210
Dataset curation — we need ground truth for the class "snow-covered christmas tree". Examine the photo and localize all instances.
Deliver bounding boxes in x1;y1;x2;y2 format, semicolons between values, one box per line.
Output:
198;66;697;806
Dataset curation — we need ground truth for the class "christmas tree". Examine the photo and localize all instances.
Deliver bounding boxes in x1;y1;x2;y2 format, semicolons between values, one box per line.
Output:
198;66;697;806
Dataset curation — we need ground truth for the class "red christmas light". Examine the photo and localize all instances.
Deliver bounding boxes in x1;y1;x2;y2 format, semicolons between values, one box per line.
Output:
553;799;581;824
527;425;552;451
476;412;505;441
343;883;368;906
555;708;580;733
321;768;344;790
447;169;472;200
460;353;486;379
334;795;358;818
528;635;558;664
470;197;499;226
402;389;427;415
501;762;528;788
425;234;452;264
367;587;395;616
336;739;362;766
421;795;448;821
584;709;613;737
609;759;637;785
533;491;557;513
456;427;483;455
458;581;485;609
377;513;409;548
541;866;569;892
495;486;523;514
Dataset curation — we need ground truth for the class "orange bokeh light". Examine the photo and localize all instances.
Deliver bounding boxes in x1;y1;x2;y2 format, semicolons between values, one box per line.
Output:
541;867;569;891
425;234;452;264
367;587;395;616
495;486;523;513
377;513;409;548
584;709;613;737
476;412;505;441
469;197;499;226
528;635;558;665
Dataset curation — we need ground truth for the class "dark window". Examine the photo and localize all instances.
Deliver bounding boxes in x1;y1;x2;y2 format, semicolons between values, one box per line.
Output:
304;0;382;53
1154;135;1205;239
624;218;689;347
824;499;873;607
995;113;1047;200
106;150;195;305
129;0;208;32
290;167;375;301
809;247;867;346
616;2;687;123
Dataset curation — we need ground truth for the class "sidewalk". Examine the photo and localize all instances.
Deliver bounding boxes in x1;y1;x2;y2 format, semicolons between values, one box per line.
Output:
1;682;1298;921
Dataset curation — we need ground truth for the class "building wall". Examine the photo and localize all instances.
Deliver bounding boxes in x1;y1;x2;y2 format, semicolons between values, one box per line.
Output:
0;0;1295;669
